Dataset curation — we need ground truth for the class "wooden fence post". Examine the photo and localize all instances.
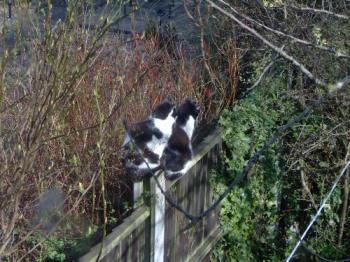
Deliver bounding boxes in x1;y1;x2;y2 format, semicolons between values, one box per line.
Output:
133;175;163;262
133;174;165;261
150;173;165;262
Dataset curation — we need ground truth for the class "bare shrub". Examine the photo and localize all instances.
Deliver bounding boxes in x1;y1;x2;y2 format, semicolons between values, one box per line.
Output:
0;0;238;259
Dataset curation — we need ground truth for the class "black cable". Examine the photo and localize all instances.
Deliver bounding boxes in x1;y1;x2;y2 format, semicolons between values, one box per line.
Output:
301;244;350;262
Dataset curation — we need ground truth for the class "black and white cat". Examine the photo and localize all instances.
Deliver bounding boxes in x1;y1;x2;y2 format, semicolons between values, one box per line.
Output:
160;99;199;180
123;98;176;178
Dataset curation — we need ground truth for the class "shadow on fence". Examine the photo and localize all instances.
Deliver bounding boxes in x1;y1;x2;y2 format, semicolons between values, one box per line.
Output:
79;128;223;262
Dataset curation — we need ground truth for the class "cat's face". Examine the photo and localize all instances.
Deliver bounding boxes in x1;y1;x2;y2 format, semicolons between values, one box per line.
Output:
151;98;174;120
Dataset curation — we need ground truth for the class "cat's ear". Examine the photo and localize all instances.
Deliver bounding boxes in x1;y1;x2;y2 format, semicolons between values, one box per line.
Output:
192;105;200;118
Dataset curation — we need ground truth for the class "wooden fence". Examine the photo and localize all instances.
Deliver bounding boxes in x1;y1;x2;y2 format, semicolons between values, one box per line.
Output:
79;128;223;262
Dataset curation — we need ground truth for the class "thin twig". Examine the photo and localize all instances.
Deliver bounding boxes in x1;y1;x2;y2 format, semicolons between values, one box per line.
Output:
238;57;277;99
289;4;349;20
300;169;318;210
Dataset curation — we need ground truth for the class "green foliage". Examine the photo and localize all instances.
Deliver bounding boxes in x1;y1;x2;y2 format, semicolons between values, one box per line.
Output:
213;76;296;261
213;76;350;261
27;224;98;262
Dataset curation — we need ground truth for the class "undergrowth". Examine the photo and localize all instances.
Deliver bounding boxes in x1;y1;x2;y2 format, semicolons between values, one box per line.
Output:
213;75;297;261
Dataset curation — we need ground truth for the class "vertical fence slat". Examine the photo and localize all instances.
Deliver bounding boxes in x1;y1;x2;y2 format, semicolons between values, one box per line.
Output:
134;181;143;206
164;190;173;261
120;236;128;261
196;157;206;246
202;154;209;239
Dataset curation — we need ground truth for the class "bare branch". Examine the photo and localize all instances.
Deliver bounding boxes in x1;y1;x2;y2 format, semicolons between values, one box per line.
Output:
218;1;350;59
239;58;277;99
300;169;318;210
207;0;349;90
289;4;350;20
0;195;19;259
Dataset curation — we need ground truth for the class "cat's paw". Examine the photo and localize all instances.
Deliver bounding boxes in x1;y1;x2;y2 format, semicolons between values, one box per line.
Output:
164;172;183;181
124;160;156;181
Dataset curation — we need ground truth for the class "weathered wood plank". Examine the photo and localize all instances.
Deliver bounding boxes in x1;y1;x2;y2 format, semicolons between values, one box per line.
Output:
178;165;198;261
100;243;121;262
189;164;200;254
138;220;146;262
79;206;150;262
175;173;186;261
205;144;221;238
201;146;212;240
128;230;136;262
194;157;206;248
185;226;223;262
120;234;129;261
164;190;175;261
131;228;138;262
134;181;143;206
184;166;196;259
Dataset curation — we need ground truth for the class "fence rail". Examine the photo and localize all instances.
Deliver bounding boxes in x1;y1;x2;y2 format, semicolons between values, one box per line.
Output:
79;128;223;262
79;206;150;262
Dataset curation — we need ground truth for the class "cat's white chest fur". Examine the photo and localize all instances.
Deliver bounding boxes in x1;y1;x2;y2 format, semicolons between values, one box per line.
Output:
146;110;176;161
146;138;166;154
153;109;175;138
183;116;195;138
